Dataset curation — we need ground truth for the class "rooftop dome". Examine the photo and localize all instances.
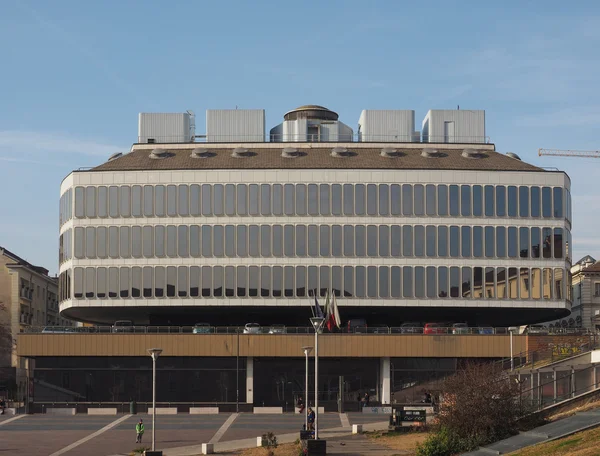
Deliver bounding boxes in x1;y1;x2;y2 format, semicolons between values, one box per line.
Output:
283;105;339;121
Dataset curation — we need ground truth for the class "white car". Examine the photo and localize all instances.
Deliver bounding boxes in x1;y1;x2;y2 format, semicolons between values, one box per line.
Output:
243;323;261;334
268;325;287;334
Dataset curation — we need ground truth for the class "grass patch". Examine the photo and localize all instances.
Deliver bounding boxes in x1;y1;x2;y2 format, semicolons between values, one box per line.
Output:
510;425;600;455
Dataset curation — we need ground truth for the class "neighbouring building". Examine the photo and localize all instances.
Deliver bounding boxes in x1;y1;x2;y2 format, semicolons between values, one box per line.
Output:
567;255;600;331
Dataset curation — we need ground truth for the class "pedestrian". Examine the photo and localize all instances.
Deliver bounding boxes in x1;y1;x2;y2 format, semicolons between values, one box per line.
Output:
307;407;315;431
135;419;145;443
364;392;370;407
0;398;5;415
297;395;305;413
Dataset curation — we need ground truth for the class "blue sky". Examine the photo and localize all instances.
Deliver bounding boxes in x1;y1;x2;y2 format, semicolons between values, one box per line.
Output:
1;0;600;274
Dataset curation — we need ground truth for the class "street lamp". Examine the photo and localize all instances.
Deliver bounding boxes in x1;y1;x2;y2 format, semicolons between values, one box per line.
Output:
508;327;518;371
301;346;313;431
310;317;325;439
147;348;163;451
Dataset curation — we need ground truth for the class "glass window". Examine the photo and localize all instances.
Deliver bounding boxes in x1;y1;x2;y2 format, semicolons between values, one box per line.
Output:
143;186;154;216
97;186;108;218
119;267;129;298
343;184;354;215
484;185;494;217
74;268;83;298
284;184;295;216
485;267;495;299
472;267;483;298
542;268;552;299
554;228;563;258
96;267;106;298
496;185;506;216
473;226;483;258
85;187;96;218
141;266;154;298
438;266;448;298
308;225;318;257
118;186;130;217
200;266;211;297
320;266;331;297
542;227;552;258
343;266;353;297
379;185;389;216
190;225;200;258
249;184;259;215
367;225;377;257
530;187;540;217
74;227;84;259
213;184;224;216
260;225;271;256
391;184;401;215
507;186;517;217
449;185;459;216
330;266;341;297
271;184;282;216
131;226;142;258
519;186;529;217
497;267;506;299
462;267;472;298
155;185;165;217
175;225;188;257
553;187;563;218
373;266;383;298
295;225;306;256
355;225;366;256
237;184;247;216
391;266;401;298
507;267;518;299
519;227;529;258
141;226;154;259
542;187;552;217
97;226;107;258
106;267;118;298
472;185;483;216
224;266;235;297
213;225;224;257
273;225;283;257
190;184;201;216
355;184;366;216
530;227;540;258
461;185;471;216
320;184;330;215
201;184;212;216
308;184;318;215
424;225;436;257
260;266;270;297
332;225;342;257
85;267;95;298
450;226;460;258
130;267;141;298
402;184;413;215
131;185;142;217
296;266;306;297
414;225;425;257
201;225;212;257
508;227;518;258
75;187;85;218
164;185;177;216
403;267;413;298
495;226;505;257
402;226;413;257
378;225;389;257
450;267;460;298
425;266;436;298
109;226;119;258
272;266;282;297
367;184;377;216
213;266;223;297
520;268;530;299
437;226;448;257
414;266;425;298
236;266;246;297
485;226;495;258
295;184;306;215
391;225;401;257
320;225;331;256
166;225;177;258
355;266;366;298
422;184;436;216
331;184;342;216
120;226;130;258
414;184;425;216
343;225;354;256
284;266;295;297
248;266;259;297
307;266;317;298
174;266;187;298
235;225;247;257
462;226;472;257
109;186;120;217
225;184;235;216
438;185;448;216
531;268;541;299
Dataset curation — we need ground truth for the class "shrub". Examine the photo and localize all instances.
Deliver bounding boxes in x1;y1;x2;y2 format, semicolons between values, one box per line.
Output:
416;427;467;456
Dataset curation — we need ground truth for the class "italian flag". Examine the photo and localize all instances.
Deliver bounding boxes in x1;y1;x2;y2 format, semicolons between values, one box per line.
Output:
324;289;341;331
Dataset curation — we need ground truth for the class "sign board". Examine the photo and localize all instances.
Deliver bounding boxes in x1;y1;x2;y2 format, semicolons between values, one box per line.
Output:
400;409;426;422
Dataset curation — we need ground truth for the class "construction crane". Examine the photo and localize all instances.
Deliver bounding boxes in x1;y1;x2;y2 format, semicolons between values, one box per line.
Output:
538;149;600;158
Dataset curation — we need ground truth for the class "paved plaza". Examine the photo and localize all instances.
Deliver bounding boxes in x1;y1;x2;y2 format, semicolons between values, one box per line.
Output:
0;413;389;456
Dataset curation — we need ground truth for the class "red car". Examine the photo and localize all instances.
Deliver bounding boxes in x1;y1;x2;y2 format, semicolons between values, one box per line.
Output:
424;323;446;334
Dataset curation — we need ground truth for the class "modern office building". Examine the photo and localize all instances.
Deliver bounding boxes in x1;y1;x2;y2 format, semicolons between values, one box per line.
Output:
56;105;573;327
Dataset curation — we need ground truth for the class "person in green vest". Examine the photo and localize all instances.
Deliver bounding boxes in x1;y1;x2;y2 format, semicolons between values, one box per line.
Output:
135;419;145;443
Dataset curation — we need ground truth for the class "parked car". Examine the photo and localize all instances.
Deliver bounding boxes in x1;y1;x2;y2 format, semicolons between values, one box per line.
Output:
477;326;495;335
424;323;446;334
347;319;367;333
371;326;390;334
451;323;469;335
525;325;549;335
399;322;422;334
268;325;287;334
111;320;134;333
243;323;262;334
192;323;212;334
41;326;75;334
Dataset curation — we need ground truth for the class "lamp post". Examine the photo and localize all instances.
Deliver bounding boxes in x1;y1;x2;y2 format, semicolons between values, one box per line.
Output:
508;327;517;371
301;346;313;431
147;348;163;451
310;317;325;439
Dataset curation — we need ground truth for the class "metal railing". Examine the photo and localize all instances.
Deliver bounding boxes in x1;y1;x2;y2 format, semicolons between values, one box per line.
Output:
23;325;598;336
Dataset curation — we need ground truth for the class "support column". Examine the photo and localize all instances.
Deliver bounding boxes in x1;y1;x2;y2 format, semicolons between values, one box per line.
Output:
380;357;391;405
246;357;254;404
